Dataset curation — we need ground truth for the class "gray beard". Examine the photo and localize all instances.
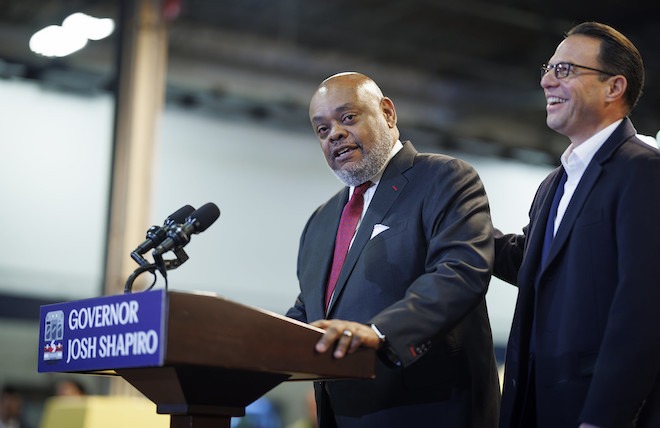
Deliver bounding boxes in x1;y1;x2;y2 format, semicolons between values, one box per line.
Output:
331;139;393;187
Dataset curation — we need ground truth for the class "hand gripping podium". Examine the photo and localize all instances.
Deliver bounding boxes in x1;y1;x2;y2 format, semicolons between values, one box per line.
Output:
38;290;375;427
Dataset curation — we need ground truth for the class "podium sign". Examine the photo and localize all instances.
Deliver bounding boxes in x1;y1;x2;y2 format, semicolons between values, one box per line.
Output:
38;290;167;373
38;290;375;428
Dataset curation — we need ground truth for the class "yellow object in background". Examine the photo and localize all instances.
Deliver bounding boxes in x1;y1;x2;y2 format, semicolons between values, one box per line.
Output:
40;396;169;428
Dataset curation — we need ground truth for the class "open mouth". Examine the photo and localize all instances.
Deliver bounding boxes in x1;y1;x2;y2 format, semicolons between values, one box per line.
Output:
547;96;567;106
333;145;358;158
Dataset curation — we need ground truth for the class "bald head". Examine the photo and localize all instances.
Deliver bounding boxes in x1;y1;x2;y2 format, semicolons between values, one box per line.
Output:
311;73;384;116
308;72;399;186
318;72;383;96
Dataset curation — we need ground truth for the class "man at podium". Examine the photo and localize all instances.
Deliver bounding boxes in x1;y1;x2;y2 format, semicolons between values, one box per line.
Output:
286;72;500;427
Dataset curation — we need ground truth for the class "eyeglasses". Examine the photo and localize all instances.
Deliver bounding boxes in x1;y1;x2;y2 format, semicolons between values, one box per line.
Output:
541;62;616;79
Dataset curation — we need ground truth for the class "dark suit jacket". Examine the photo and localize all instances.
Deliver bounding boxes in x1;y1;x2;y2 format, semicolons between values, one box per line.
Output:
287;141;500;428
495;119;660;428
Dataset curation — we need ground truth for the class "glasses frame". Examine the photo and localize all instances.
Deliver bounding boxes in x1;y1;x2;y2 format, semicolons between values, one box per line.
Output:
541;62;616;79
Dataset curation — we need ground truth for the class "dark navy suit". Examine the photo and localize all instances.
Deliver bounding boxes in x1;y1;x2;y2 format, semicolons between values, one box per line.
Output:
287;141;500;427
495;119;660;427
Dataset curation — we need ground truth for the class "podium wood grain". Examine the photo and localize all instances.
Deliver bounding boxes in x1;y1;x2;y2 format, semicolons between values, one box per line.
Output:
115;291;375;427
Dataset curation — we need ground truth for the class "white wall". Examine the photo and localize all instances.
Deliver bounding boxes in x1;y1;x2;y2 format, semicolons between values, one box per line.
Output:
0;79;113;300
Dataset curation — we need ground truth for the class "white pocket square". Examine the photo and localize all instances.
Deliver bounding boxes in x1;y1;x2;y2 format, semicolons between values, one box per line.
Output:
371;224;390;239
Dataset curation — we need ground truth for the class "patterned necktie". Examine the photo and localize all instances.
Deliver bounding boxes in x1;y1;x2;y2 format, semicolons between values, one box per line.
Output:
325;181;372;311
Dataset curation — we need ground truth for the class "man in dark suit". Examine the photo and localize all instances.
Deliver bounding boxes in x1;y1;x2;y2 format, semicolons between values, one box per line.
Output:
495;22;660;428
286;72;500;427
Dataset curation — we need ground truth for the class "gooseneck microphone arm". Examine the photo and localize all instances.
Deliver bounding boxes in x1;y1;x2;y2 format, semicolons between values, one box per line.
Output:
124;263;158;294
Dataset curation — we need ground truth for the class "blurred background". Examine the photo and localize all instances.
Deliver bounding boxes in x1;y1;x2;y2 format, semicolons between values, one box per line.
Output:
0;1;658;427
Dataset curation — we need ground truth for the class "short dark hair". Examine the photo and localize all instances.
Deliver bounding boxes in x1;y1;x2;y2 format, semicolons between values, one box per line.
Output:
567;22;644;112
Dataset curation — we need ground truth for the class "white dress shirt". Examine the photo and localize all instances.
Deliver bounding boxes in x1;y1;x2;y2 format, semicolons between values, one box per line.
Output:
347;140;403;246
554;119;623;234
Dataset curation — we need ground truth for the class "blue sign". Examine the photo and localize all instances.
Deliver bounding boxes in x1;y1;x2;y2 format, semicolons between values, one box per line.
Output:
38;290;166;373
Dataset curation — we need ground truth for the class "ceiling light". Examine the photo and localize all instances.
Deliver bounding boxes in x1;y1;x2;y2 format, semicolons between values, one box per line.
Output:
29;25;88;58
29;12;115;58
63;12;115;41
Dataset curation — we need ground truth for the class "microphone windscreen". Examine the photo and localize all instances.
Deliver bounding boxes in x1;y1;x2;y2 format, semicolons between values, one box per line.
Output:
168;204;195;224
188;202;220;233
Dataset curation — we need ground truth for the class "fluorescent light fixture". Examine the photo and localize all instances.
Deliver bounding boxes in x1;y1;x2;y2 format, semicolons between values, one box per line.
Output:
63;12;115;41
30;25;88;57
29;12;115;58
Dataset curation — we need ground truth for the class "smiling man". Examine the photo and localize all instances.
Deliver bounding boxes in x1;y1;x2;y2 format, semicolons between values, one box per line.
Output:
494;22;660;428
286;72;500;427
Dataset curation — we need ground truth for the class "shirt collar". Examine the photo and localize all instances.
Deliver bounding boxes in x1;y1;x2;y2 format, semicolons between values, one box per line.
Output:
560;119;622;176
349;140;403;194
369;140;403;186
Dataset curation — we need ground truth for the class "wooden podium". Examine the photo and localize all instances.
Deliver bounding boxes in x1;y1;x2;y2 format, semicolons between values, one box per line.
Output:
39;291;376;428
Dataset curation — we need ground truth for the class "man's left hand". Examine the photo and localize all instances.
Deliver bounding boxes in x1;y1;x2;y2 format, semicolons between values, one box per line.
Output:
310;319;381;359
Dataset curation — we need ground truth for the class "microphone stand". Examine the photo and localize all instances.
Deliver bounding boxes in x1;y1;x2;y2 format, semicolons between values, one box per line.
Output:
124;248;190;293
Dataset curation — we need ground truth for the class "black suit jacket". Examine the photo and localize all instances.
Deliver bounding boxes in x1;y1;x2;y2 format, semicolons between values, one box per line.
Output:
287;142;500;427
495;119;660;427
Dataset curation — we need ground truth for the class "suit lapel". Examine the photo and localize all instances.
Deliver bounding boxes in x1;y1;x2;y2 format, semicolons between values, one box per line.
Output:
519;167;564;285
541;163;601;272
306;189;348;319
326;142;415;315
539;118;637;274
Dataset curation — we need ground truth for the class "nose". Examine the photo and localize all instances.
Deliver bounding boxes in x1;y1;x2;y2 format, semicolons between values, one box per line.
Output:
328;124;347;142
540;70;557;89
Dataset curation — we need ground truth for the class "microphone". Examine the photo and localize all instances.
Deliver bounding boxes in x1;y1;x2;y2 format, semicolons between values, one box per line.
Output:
153;202;220;256
132;204;196;256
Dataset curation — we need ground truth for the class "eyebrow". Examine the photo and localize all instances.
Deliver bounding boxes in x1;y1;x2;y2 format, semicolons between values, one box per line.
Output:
311;103;356;123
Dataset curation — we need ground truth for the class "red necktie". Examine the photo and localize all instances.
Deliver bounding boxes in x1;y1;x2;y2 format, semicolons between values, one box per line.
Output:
325;181;372;311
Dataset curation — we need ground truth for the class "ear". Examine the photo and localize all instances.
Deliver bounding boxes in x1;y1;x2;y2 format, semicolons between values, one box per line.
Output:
381;97;397;128
605;75;627;104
